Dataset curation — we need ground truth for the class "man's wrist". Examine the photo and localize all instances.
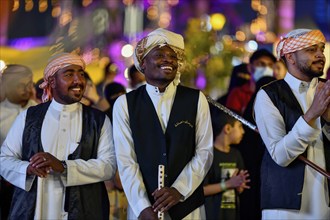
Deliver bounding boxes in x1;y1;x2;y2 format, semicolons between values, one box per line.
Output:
61;160;67;174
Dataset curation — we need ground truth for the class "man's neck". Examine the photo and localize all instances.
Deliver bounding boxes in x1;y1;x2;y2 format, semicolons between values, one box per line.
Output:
147;81;172;92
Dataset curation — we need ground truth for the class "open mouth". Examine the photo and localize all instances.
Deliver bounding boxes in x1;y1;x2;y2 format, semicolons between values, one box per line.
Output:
160;66;173;71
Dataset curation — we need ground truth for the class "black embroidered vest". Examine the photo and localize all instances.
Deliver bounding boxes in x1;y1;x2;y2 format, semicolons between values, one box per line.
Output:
261;79;330;210
9;102;109;220
126;85;204;220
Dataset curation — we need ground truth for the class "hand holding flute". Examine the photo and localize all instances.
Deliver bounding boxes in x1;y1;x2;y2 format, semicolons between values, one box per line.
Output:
152;165;183;217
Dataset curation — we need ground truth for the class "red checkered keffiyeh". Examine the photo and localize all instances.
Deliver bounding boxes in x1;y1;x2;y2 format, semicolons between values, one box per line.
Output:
40;53;86;102
276;29;326;60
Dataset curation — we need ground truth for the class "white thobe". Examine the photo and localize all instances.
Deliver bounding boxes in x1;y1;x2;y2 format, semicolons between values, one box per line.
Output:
0;100;116;220
254;73;330;220
113;82;213;219
0;99;37;146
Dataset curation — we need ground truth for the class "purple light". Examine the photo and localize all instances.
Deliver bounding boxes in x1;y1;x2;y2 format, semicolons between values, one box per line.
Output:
8;37;48;50
195;71;207;90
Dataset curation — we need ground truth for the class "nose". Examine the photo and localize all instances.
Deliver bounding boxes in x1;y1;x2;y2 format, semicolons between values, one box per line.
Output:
73;72;84;84
316;49;325;59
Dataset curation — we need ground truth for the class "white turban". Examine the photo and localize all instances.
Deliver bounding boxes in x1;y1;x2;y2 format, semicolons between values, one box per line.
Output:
133;28;185;73
40;52;86;102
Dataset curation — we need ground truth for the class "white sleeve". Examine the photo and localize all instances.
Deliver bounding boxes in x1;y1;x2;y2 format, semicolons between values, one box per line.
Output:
171;92;214;199
112;95;151;217
63;116;117;186
0;110;35;191
254;89;320;167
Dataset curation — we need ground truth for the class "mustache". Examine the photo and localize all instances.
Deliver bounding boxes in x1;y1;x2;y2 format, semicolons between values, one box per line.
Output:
313;59;325;64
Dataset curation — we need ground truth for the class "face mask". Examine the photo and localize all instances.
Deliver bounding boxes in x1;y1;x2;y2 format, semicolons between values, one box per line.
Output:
253;66;273;82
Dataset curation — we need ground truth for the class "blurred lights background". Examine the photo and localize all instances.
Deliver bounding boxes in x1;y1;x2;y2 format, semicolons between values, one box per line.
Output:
0;0;329;94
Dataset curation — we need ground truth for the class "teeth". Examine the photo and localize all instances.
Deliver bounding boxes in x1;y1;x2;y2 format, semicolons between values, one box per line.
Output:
71;88;81;91
161;66;173;71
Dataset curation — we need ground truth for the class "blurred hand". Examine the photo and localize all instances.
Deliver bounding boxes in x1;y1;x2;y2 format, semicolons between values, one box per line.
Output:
83;80;100;105
29;152;64;173
226;169;250;190
152;187;182;213
304;80;330;125
138;207;158;220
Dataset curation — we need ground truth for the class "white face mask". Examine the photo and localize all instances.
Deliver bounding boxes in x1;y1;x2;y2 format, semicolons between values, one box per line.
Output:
253;66;273;82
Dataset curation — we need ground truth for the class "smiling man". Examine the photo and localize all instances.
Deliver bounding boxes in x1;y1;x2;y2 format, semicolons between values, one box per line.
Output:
0;53;116;220
254;29;330;219
113;28;213;220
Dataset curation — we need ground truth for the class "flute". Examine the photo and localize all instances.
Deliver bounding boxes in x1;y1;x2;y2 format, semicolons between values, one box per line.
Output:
158;165;165;220
206;95;330;180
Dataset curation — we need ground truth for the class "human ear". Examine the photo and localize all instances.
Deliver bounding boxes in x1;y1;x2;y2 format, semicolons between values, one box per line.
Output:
49;76;56;88
285;53;295;65
224;124;232;134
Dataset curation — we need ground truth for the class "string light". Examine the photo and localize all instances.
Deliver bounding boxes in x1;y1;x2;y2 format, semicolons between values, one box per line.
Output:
25;0;34;12
39;0;48;13
12;0;19;12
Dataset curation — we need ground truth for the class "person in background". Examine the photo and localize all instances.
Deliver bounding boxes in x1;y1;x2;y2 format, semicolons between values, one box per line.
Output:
127;64;146;91
226;49;276;115
0;53;117;220
217;63;250;106
80;71;110;111
273;60;287;80
32;78;45;104
0;64;37;220
238;74;276;220
97;62;118;97
113;28;213;220
255;29;330;219
204;106;250;220
104;82;126;122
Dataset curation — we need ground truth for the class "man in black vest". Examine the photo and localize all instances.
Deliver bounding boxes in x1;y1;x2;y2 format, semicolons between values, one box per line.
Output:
0;53;117;220
113;28;213;220
254;29;330;219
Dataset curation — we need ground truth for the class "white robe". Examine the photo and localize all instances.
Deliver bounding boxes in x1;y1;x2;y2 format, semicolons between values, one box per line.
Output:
0;99;37;145
0;100;117;220
254;73;330;219
113;82;213;219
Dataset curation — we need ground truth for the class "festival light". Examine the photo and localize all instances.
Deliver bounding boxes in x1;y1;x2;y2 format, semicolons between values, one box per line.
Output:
210;13;226;31
121;44;134;58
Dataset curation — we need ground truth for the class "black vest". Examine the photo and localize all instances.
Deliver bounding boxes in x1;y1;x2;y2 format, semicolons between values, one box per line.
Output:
261;79;330;210
9;102;109;220
126;85;204;220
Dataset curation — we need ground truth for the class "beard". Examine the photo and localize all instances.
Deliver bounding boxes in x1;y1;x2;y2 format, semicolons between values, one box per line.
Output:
297;60;324;79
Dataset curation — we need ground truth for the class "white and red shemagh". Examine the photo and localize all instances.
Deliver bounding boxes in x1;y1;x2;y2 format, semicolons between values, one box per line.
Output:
40;53;86;102
276;29;326;60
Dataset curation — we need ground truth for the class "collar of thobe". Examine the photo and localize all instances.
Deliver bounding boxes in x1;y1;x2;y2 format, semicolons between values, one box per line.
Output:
146;81;176;97
285;73;318;94
50;99;80;112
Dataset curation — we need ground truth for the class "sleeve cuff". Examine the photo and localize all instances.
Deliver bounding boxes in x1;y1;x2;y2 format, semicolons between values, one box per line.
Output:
171;180;189;200
296;117;320;141
21;162;35;191
132;198;152;218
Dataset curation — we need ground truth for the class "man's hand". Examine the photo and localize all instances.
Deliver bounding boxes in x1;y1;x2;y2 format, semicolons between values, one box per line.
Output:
27;164;50;178
152;187;182;213
304;80;330;126
138;207;158;220
29;152;65;173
